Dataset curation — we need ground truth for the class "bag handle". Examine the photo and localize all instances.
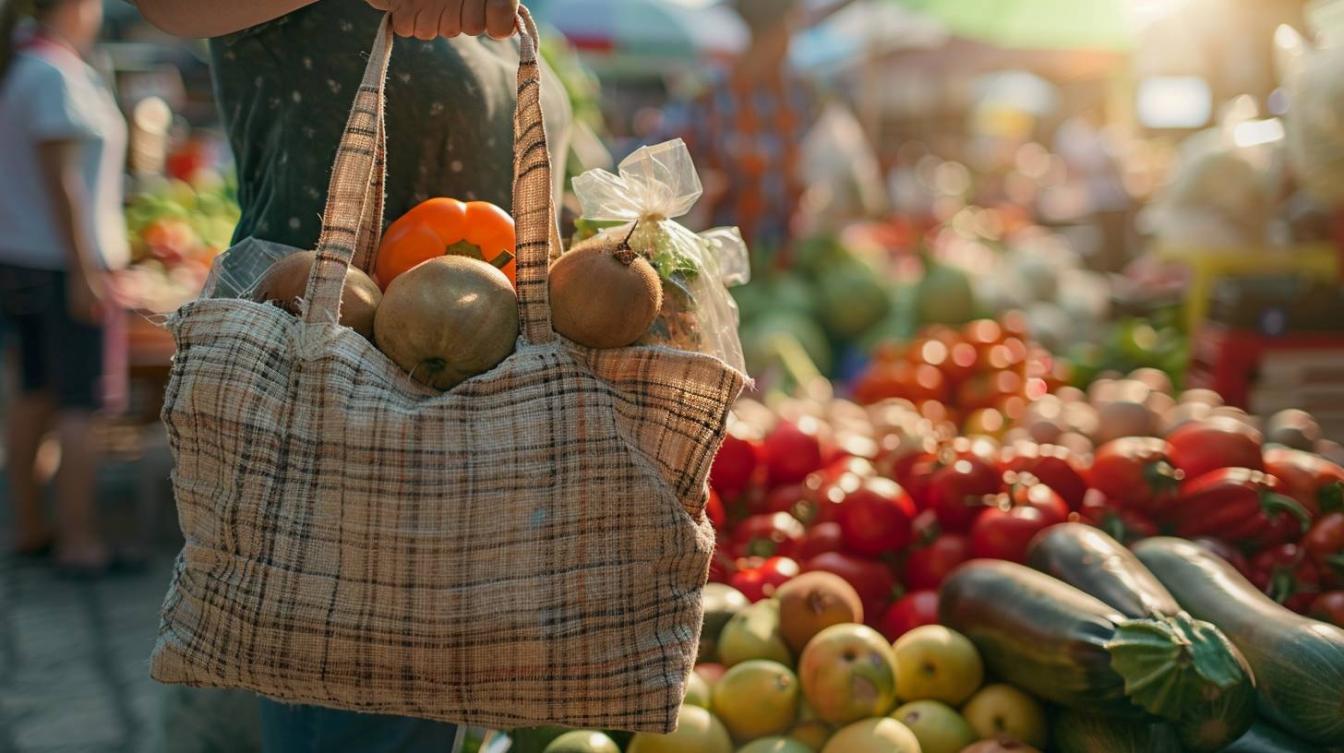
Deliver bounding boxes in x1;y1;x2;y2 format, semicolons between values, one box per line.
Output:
304;7;557;346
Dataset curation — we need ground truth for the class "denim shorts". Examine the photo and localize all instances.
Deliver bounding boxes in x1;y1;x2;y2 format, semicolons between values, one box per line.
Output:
258;699;460;753
0;263;103;410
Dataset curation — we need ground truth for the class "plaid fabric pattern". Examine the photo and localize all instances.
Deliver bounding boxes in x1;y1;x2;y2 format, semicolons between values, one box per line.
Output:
149;9;744;733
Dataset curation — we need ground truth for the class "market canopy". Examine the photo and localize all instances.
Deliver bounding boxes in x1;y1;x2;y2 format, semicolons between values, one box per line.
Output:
529;0;747;76
889;0;1137;52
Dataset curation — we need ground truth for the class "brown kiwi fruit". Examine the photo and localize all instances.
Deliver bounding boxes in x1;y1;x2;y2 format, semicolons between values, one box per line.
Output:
548;228;662;349
251;251;381;339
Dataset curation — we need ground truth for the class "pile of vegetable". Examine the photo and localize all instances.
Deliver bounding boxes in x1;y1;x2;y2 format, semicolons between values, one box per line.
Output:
117;172;239;312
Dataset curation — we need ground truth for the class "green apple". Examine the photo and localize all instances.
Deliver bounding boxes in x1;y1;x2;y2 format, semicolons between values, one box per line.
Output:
799;624;900;726
684;670;711;709
891;700;976;753
712;660;799;742
892;624;984;705
627;705;733;753
542;730;620;753
820;718;921;753
961;683;1049;749
718;599;792;667
737;737;815;753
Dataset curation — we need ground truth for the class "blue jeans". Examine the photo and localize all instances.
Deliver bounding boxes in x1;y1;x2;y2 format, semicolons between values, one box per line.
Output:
259;699;459;753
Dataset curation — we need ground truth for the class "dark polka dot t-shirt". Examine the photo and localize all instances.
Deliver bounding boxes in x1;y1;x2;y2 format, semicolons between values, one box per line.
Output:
209;0;571;249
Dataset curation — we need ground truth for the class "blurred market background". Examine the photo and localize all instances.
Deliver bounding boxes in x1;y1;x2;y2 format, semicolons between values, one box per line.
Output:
3;0;1344;750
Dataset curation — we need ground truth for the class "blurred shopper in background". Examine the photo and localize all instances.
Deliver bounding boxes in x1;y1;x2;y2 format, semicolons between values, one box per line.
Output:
0;0;126;575
663;0;818;260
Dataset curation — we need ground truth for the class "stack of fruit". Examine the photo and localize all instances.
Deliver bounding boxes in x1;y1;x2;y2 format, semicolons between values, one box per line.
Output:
513;574;1052;753
117;173;240;312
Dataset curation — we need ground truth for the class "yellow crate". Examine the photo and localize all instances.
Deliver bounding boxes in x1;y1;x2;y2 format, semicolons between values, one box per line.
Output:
1155;244;1340;333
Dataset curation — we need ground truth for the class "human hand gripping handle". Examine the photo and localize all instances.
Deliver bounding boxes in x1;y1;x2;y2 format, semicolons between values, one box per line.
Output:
365;0;520;39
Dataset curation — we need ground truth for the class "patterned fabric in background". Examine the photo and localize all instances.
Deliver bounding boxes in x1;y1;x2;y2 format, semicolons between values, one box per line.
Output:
208;0;571;250
664;70;818;258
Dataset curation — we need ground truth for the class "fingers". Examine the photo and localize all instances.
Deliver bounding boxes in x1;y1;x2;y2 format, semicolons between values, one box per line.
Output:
389;0;420;37
380;0;516;39
484;0;518;39
413;1;442;39
460;0;486;36
437;0;464;37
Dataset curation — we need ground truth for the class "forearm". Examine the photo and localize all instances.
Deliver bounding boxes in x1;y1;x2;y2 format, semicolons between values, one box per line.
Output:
36;142;100;276
133;0;317;38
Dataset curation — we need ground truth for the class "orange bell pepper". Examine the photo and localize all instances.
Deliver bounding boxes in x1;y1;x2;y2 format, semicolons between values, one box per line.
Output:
373;198;516;289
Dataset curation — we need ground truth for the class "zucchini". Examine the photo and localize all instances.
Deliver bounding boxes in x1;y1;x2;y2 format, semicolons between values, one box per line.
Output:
938;560;1234;720
1027;524;1256;751
1052;708;1181;753
1221;718;1340;753
1134;537;1344;746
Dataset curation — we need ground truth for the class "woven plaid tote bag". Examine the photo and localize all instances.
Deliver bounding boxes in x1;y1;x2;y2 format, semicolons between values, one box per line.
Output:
149;8;745;732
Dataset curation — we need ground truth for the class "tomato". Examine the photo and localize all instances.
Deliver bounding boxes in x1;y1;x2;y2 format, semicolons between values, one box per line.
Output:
705;488;726;529
797;521;846;560
1303;512;1344;587
1000;441;1089;510
963;318;1005;350
375;197;516;288
763;419;826;489
969;482;1070;563
1165;468;1311;550
1073;488;1158;545
730;513;805;559
1191;537;1252;580
1087;437;1183;516
1167;417;1264;480
710;428;762;501
1250;544;1321;613
903;533;970;591
836;477;917;557
1309;591;1344;627
891;450;940;511
941;341;980;384
926;455;1002;532
730;556;800;602
1263;447;1344;519
803;551;899;620
763;483;809;521
879;590;940;641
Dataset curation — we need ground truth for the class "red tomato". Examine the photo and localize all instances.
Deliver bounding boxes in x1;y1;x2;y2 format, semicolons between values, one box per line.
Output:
926;456;1002;532
705;488;726;529
836;477;917;557
969;482;1070;563
892;450;941;511
1167;417;1264;480
764;483;808;520
1000;441;1089;510
904;533;970;591
1309;591;1344;627
711;429;762;501
879;590;940;641
730;556;800;602
1264;446;1344;519
1072;489;1158;545
730;513;805;559
1087;437;1183;516
941;341;979;384
1250;544;1321;613
763;419;826;489
803;551;899;620
797;521;846;560
963;319;1005;351
1303;512;1344;587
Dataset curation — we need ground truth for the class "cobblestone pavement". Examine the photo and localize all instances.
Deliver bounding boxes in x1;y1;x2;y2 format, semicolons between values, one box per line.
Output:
0;446;178;753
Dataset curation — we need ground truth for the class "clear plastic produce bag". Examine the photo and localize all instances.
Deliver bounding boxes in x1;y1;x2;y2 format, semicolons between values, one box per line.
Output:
572;139;750;374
